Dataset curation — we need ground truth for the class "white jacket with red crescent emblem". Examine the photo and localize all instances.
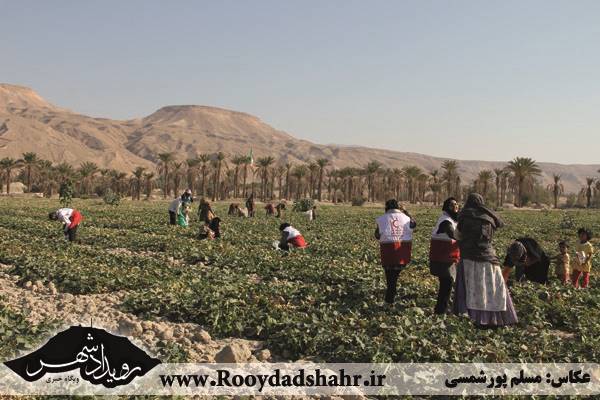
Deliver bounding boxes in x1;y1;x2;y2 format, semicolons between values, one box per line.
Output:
429;212;460;263
376;209;413;266
376;209;413;243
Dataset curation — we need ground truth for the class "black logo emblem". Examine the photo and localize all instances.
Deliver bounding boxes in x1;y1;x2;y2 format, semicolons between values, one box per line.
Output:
4;325;161;388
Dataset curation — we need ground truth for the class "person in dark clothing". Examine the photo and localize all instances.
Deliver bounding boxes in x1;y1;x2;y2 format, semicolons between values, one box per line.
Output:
181;189;194;205
275;202;286;218
246;193;255;217
374;199;417;305
503;238;550;284
452;193;518;326
265;203;275;216
429;197;460;314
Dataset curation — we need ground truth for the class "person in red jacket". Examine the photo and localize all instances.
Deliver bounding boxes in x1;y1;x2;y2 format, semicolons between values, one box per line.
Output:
374;199;416;305
49;208;84;242
277;223;307;251
429;197;460;314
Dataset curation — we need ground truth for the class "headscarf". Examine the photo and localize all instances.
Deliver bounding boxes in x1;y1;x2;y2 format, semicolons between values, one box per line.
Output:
508;241;527;264
458;193;504;228
385;199;400;211
442;197;459;220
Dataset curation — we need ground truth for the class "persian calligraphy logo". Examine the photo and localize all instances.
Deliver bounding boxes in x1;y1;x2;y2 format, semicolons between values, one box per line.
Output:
4;325;161;388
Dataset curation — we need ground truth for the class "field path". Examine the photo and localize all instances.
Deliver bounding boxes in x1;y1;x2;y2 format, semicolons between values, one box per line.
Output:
0;264;271;364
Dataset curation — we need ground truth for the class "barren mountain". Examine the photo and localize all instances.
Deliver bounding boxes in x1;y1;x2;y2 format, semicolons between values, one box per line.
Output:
0;83;598;192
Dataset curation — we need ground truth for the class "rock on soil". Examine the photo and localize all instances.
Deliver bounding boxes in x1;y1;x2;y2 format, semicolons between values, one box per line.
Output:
0;264;271;364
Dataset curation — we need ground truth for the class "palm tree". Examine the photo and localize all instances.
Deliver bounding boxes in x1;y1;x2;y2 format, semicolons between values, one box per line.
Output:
506;157;542;207
172;162;183;196
38;160;56;197
477;170;493;201
212;152;226;201
441;160;459;198
110;171;128;195
22;152;39;192
256;156;275;200
402;165;422;203
185;158;200;195
78;161;99;196
197;154;211;197
143;172;155;199
454;175;462;201
500;169;510;205
157;152;175;198
275;165;286;199
241;155;252;198
307;162;319;199
291;164;308;200
0;158;23;194
546;174;563;209
54;162;74;185
131;167;146;200
284;162;292;200
430;169;441;205
493;168;504;207
364;161;382;202
315;158;330;201
231;155;246;198
585;177;595;208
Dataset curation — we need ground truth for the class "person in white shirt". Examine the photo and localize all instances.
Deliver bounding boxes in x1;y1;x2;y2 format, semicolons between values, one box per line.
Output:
168;198;182;225
374;199;416;304
49;208;84;242
276;223;307;251
305;205;317;221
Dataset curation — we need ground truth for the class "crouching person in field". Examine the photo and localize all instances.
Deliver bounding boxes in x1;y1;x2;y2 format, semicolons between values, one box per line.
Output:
375;199;416;305
199;217;221;240
276;223;307;251
49;208;83;242
429;197;460;314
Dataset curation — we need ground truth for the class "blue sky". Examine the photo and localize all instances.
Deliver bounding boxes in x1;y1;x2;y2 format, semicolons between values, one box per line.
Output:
1;0;599;164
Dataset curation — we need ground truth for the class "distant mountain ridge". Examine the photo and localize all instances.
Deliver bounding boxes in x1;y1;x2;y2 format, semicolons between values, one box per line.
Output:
0;83;598;193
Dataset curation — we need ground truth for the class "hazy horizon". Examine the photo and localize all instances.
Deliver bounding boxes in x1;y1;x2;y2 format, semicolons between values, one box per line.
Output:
1;0;600;164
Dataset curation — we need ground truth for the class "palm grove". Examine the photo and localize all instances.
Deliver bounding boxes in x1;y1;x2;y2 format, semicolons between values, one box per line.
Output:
2;152;600;208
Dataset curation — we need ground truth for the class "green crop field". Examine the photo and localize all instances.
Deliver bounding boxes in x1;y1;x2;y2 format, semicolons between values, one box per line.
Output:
1;197;599;365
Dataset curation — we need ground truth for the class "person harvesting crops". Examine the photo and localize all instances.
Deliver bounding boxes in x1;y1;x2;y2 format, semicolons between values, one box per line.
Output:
168;197;182;225
374;199;416;305
429;197;460;314
572;228;594;288
453;193;518;327
177;203;190;227
305;205;318;221
49;208;84;242
277;223;307;251
502;238;550;284
246;193;255;217
265;203;275;216
180;188;194;205
198;199;215;224
275;201;286;218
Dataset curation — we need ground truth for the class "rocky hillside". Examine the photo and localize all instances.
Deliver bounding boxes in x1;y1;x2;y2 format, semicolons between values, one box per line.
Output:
1;83;598;192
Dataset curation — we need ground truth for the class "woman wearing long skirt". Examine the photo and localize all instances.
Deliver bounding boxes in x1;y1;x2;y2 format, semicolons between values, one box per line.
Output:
453;193;518;327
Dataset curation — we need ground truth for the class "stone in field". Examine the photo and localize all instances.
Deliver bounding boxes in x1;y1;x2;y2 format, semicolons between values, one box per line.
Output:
256;349;271;362
118;318;143;336
215;342;252;363
156;326;174;341
48;282;58;295
193;328;212;344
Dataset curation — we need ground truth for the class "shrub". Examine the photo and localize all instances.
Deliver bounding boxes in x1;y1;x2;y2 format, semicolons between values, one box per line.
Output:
351;197;367;207
103;189;121;206
59;181;73;207
292;198;315;212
